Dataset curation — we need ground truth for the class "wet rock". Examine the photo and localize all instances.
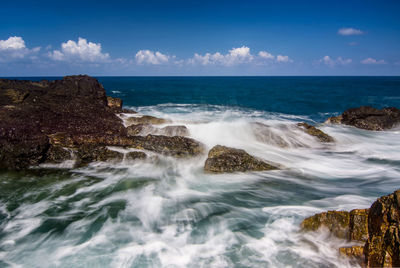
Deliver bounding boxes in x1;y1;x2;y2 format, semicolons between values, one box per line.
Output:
301;210;351;239
126;115;168;126
297;122;334;143
204;145;278;173
0;75;127;169
326;106;400;130
350;209;369;242
45;145;73;164
126;124;189;137
130;135;204;157
250;122;290;148
106;96;123;113
126;151;147;160
364;189;400;267
122;108;137;114
339;245;365;266
75;145;123;166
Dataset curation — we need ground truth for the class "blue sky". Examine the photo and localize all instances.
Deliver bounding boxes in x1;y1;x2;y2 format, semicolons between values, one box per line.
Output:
0;0;399;76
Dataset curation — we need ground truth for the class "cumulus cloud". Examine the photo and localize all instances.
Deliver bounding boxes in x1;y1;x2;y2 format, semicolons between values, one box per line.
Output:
360;58;386;64
276;55;292;63
0;36;40;62
319;55;352;67
258;51;275;60
135;50;170;65
189;46;254;66
338;28;364;36
49;37;110;62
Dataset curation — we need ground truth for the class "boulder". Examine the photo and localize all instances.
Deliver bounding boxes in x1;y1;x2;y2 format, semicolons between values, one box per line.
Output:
297;122;334;143
204;145;277;173
326;106;400;130
75;145;123;166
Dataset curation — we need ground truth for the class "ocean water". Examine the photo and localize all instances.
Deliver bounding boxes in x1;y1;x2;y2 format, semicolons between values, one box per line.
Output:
1;77;400;267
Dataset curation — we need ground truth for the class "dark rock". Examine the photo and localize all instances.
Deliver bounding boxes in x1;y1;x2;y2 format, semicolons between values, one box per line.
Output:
326;106;400;130
297;122;334;143
161;125;189;136
75;145;123;166
45;145;73;164
107;96;123;113
204;145;277;173
364;189;400;267
130;135;204;157
126;124;189;137
122;108;137;114
0;75;126;169
126;151;147;160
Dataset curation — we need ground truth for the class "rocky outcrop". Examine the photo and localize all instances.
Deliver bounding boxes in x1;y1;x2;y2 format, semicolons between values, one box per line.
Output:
326;106;400;131
301;189;400;267
204;145;278;173
0;76;201;169
297;122;334;143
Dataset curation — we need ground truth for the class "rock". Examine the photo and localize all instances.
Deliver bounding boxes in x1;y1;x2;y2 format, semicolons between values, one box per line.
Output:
130;135;204;157
339;245;365;266
126;151;147;160
126;115;168;126
301;189;400;268
126;124;189;137
0;75;127;169
107;96;123;113
297;122;334;143
326;106;400;130
45;145;73;164
75;145;123;166
204;145;277;173
122;108;137;114
364;189;400;267
250;122;290;148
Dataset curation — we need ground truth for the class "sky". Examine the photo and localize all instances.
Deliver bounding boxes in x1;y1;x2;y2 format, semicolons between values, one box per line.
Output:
0;0;399;76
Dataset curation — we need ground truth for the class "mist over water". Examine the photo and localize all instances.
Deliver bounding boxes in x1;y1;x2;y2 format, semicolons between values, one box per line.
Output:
1;77;400;267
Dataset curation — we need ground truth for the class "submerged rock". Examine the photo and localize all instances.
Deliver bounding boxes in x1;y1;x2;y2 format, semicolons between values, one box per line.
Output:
301;189;400;267
204;145;278;173
297;122;334;143
326;106;400;130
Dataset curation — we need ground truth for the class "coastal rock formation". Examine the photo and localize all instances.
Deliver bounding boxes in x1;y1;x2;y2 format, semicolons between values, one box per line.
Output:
301;189;400;267
0;76;202;169
204;145;277;173
326;106;400;130
297;122;334;143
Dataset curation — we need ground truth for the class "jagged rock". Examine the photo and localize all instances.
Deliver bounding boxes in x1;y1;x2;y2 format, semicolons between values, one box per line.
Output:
297;122;334;143
364;189;400;267
339;245;365;265
0;75;127;169
45;145;73;164
326;106;400;130
130;135;204;157
122;108;137;114
107;96;123;113
126;115;168;126
126;124;189;137
204;145;277;173
75;145;123;166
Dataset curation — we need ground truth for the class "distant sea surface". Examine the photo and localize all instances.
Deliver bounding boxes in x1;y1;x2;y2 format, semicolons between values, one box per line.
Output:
1;76;400;267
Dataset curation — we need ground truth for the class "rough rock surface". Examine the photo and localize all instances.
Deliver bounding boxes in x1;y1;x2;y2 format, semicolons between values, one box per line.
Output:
297;122;334;143
127;124;189;137
0;75;126;169
326;106;400;131
107;96;123;113
126;115;168;126
75;145;124;166
204;145;277;173
301;189;400;267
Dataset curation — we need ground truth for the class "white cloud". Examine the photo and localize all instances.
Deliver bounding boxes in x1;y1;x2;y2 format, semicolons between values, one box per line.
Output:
338;28;364;36
135;50;170;65
258;51;275;60
189;46;253;66
276;55;292;63
0;36;40;62
49;37;110;62
319;55;352;67
360;58;386;64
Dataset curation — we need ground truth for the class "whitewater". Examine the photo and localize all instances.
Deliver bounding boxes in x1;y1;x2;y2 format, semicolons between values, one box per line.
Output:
1;103;399;267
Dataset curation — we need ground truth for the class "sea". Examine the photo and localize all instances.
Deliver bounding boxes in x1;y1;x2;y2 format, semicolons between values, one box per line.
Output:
1;76;400;267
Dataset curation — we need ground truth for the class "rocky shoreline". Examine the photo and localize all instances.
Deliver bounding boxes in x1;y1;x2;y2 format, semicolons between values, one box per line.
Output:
1;75;400;267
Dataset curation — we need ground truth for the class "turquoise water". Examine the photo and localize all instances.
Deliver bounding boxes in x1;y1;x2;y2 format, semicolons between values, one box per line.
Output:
1;77;400;267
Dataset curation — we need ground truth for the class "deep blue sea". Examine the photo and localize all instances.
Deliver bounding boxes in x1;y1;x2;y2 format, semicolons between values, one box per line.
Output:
1;77;400;268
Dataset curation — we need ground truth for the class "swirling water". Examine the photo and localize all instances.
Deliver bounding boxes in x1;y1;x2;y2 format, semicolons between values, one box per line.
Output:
1;77;400;267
